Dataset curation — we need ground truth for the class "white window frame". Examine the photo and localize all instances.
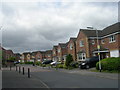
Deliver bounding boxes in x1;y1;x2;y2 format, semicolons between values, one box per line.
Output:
58;49;61;53
80;41;84;47
109;35;116;43
70;43;73;50
48;54;51;57
78;53;86;60
53;51;55;54
91;40;95;45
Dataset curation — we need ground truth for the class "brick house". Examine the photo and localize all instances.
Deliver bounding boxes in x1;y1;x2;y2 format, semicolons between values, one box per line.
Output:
52;45;58;61
14;53;21;61
76;22;120;61
57;43;68;62
95;22;120;58
5;50;15;60
2;47;6;61
21;52;31;62
35;51;46;62
44;50;52;60
67;37;77;61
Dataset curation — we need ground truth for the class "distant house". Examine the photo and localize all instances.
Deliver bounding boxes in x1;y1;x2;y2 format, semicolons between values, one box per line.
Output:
5;50;15;60
57;43;68;62
2;47;6;61
44;50;52;60
22;52;31;62
52;45;58;61
14;53;21;61
67;37;77;61
34;51;45;62
76;22;120;61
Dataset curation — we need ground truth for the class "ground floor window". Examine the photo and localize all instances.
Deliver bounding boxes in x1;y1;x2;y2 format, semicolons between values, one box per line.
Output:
78;53;86;61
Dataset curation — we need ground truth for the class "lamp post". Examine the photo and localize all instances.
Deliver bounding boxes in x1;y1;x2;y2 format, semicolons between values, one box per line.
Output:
87;27;101;72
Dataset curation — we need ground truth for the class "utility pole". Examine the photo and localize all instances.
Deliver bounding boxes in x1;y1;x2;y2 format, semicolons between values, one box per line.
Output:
87;26;101;72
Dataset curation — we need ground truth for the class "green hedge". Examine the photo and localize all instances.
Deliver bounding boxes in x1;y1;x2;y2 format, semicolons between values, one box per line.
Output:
25;62;33;64
35;61;42;66
57;64;63;68
96;57;120;71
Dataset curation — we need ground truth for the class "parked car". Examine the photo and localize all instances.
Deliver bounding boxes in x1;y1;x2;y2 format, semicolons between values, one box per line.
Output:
50;61;61;65
42;60;53;64
14;61;20;64
79;56;100;69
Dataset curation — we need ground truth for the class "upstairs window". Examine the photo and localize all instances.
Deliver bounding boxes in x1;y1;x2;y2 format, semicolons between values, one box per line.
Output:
53;51;55;54
91;40;95;45
109;35;115;43
48;54;51;57
58;49;61;53
70;43;73;50
80;41;84;47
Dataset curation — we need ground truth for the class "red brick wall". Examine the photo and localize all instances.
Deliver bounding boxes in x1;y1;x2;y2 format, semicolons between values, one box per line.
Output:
36;52;43;61
57;45;67;61
67;40;76;61
88;39;101;57
76;31;90;58
101;34;119;50
52;47;58;57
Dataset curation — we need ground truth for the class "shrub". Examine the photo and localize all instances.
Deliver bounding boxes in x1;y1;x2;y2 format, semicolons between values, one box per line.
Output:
65;54;73;67
63;65;68;69
96;57;120;71
57;64;63;68
41;64;46;67
70;61;79;68
8;57;16;61
25;62;33;64
35;61;42;66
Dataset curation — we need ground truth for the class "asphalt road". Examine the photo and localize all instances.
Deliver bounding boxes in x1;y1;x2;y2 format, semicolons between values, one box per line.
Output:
31;70;118;88
2;65;119;88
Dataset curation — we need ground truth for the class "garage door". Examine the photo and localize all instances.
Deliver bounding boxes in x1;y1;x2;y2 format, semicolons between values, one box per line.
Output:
110;50;119;57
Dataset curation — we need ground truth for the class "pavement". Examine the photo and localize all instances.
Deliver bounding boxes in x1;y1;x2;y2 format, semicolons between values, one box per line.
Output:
0;70;2;90
2;69;49;88
18;64;118;80
2;65;119;88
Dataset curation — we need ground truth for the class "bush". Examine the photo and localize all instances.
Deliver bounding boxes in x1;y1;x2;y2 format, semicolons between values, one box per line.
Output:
41;64;46;67
25;62;33;64
70;61;79;68
35;61;42;66
96;57;120;71
65;54;73;67
57;64;63;68
63;65;68;69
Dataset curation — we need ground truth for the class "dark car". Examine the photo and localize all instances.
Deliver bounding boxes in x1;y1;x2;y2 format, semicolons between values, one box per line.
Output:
79;56;100;69
42;60;53;64
14;61;20;64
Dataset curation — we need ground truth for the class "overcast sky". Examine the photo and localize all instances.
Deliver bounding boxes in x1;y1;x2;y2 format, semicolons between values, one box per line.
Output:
0;1;118;53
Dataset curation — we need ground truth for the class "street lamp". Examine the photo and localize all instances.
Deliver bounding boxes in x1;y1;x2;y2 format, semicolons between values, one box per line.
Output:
87;27;101;72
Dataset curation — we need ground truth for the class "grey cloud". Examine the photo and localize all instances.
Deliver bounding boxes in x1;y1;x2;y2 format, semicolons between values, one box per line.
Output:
1;2;118;53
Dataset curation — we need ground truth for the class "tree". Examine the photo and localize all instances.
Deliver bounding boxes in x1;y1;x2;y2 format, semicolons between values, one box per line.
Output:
65;54;73;68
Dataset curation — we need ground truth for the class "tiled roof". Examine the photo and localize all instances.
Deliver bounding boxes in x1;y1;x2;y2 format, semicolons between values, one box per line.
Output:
53;45;58;49
80;29;102;37
80;22;119;37
45;50;52;54
102;22;119;36
23;52;31;55
70;37;77;42
59;42;68;48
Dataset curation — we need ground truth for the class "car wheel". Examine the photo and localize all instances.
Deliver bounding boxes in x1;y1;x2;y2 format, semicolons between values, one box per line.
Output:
86;65;89;69
79;65;81;69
